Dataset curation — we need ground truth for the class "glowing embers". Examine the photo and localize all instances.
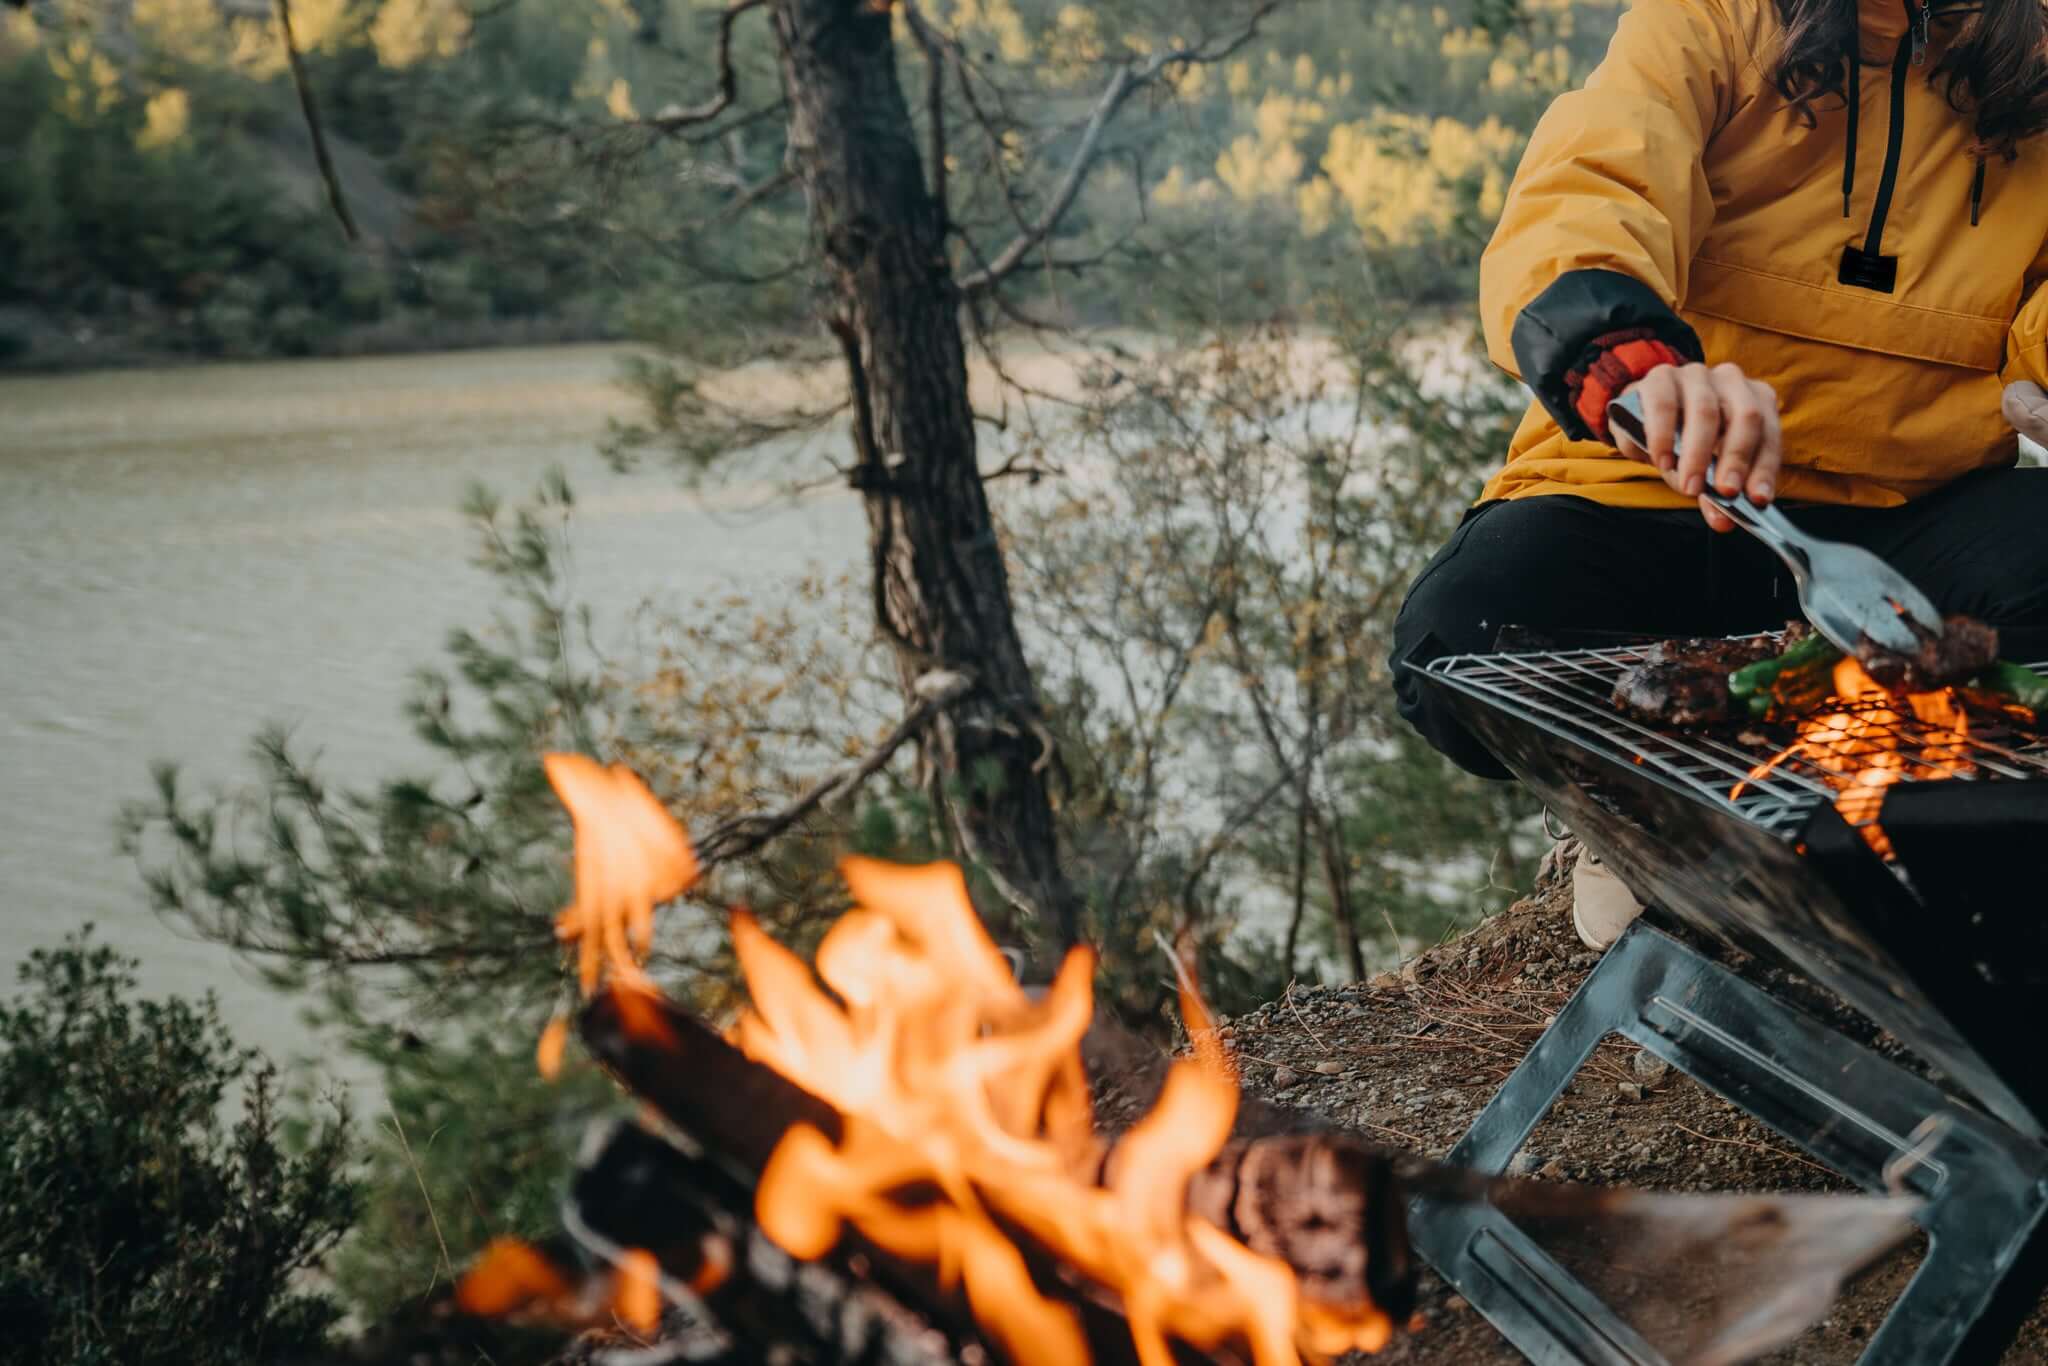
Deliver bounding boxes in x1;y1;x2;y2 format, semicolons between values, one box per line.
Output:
1734;659;1978;858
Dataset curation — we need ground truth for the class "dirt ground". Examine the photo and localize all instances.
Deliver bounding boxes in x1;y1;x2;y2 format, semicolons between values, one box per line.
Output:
1210;852;2048;1364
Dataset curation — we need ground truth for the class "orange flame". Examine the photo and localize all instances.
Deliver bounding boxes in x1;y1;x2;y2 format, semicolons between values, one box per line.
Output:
454;1235;669;1334
614;1248;662;1335
535;754;698;1067
735;857;1396;1365
456;1236;572;1317
543;753;699;998
536;1015;569;1080
1735;659;1974;858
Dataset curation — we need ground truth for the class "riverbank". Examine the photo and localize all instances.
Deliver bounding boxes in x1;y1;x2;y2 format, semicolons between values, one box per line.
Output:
0;300;624;376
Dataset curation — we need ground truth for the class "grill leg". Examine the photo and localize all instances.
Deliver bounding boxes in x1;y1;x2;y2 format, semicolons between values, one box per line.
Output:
1408;925;1676;1365
1410;919;2048;1366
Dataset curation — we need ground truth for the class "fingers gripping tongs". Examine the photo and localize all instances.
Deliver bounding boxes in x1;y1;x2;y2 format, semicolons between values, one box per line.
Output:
1606;389;1944;655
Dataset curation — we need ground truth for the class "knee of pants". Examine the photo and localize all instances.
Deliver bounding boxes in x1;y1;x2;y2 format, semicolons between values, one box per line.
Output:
1907;471;2048;647
1390;559;1515;781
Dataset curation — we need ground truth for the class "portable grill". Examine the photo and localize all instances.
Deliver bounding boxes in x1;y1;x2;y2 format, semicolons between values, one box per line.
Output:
1407;638;2048;1366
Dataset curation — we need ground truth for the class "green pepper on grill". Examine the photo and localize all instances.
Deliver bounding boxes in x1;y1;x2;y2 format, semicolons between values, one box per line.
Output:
1725;636;2048;722
1728;634;1844;721
1970;660;2048;713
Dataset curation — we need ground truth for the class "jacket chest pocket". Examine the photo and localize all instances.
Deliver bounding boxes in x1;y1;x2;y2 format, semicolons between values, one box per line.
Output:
1687;254;2012;373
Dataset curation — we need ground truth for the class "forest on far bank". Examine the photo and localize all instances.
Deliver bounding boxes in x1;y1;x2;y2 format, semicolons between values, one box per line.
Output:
2;0;1615;368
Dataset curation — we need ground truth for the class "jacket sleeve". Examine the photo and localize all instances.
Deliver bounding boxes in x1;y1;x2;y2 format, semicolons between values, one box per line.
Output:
1479;0;1744;437
2007;279;2048;391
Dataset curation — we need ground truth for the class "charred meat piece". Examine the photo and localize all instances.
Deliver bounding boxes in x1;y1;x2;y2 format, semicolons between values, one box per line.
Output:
1610;627;1805;728
1856;615;1999;692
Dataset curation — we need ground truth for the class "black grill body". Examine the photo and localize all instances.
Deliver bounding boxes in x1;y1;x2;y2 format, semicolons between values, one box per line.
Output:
1408;642;2048;1366
1424;643;2048;1139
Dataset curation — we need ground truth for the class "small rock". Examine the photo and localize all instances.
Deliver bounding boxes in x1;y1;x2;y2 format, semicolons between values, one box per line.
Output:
1617;1081;1645;1103
1311;1060;1345;1076
1631;1050;1671;1086
1271;1065;1301;1091
1507;1150;1541;1178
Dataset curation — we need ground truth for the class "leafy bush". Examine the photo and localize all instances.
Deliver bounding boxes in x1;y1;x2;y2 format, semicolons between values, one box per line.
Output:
0;931;357;1366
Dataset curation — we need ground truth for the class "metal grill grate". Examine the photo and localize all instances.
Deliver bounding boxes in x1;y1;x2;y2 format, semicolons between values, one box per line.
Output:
1424;642;2048;840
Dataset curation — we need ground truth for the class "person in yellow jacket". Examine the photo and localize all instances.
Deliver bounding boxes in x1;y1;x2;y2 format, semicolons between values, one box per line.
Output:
1391;0;2048;943
1395;0;2048;768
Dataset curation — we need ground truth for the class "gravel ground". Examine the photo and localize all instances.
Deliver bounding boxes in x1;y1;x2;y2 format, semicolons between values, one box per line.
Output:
1208;852;2048;1364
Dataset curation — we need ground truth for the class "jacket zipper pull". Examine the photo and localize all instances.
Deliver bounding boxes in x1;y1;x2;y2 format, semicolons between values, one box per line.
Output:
1910;2;1930;65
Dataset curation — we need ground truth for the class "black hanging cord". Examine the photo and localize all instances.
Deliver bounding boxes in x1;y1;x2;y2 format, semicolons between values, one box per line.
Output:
1842;39;1861;217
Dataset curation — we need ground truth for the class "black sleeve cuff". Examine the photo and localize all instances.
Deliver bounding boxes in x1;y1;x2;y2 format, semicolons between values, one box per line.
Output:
1509;269;1704;439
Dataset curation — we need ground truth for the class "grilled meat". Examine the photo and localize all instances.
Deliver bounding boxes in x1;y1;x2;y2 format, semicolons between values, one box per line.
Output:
1856;615;1999;692
1611;614;2005;731
1611;627;1806;729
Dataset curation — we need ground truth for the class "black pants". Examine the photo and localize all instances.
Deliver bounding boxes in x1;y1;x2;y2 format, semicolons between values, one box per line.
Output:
1391;468;2048;779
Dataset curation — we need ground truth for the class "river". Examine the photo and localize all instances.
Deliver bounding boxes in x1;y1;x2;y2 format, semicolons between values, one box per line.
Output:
0;344;867;1092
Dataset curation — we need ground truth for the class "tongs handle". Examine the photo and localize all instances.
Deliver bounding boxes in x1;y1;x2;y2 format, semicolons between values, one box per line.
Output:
1604;389;1813;570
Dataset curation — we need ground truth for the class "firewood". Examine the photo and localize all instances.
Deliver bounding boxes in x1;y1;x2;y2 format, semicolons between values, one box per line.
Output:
577;987;1236;1366
552;1119;978;1365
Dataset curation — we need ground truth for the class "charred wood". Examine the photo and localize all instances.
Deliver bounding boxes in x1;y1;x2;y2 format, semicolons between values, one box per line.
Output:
578;988;1236;1366
557;1120;971;1365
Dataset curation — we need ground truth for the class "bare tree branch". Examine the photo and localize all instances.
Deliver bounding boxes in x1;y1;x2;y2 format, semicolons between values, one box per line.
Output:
1177;759;1302;925
646;0;766;133
274;0;358;241
693;673;971;871
956;3;1284;296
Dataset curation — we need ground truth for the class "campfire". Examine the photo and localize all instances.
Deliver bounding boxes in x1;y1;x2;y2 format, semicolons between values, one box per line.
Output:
463;754;1397;1364
451;751;1919;1366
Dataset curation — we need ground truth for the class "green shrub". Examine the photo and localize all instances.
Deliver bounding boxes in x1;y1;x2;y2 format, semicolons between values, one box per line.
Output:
0;931;357;1366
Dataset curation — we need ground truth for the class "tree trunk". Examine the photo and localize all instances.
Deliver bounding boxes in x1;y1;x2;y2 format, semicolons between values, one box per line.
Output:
768;0;1082;946
1317;815;1367;981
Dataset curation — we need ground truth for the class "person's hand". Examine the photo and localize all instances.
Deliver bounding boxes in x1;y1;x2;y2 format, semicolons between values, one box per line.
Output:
2006;381;2048;449
1612;362;1784;533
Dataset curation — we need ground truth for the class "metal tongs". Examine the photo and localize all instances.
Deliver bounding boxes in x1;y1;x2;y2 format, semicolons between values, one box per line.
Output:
1607;389;1943;655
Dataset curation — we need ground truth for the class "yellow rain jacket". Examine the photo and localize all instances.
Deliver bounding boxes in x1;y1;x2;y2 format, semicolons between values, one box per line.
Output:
1479;0;2048;508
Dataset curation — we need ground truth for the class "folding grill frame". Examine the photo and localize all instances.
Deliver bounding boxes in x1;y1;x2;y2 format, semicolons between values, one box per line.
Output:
1407;643;2048;1366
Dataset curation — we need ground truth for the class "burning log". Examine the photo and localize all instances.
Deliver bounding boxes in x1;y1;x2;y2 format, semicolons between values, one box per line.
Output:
477;1117;993;1366
574;987;1241;1366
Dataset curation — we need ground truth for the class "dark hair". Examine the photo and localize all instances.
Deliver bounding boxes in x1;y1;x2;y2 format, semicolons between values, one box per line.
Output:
1771;0;2048;157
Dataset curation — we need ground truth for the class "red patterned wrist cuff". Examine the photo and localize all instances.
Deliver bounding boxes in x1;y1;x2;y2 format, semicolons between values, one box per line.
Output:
1567;329;1688;441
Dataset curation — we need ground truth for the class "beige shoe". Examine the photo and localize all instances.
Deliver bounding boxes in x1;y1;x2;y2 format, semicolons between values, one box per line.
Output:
1570;848;1645;951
